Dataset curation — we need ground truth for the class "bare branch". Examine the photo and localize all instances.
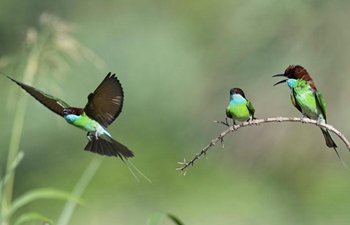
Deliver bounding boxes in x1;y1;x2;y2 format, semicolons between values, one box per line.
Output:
176;117;350;174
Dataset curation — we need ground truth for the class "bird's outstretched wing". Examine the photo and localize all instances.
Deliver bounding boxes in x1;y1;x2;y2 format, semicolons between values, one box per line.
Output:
7;76;70;117
315;91;327;121
84;73;124;128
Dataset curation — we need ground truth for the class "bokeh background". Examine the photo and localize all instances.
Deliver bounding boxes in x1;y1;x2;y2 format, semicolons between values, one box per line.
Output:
1;0;350;224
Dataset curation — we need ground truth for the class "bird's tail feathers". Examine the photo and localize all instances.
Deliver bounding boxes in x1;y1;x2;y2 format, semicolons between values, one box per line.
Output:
320;128;350;172
332;147;350;172
124;160;152;183
111;139;135;159
321;128;338;148
84;136;150;182
333;148;350;172
84;136;134;160
320;128;337;148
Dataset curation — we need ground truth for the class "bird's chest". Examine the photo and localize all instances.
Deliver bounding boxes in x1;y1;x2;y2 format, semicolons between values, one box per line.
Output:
227;102;250;121
293;87;321;119
65;114;99;132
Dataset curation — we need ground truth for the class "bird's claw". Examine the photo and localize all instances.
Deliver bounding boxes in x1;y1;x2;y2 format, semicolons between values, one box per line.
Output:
248;118;259;126
300;115;307;123
316;118;322;126
86;132;91;141
253;120;260;126
86;132;97;141
248;120;253;126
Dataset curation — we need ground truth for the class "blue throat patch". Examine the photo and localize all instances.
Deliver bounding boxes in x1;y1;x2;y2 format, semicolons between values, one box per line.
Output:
286;79;297;89
64;114;79;124
229;94;246;104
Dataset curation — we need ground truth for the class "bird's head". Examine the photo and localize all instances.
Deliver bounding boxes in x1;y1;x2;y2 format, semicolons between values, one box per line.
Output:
63;107;84;116
273;65;313;87
229;88;246;98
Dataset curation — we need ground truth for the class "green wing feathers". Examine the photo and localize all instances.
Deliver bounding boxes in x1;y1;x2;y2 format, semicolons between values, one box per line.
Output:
246;101;256;119
225;108;232;118
290;89;302;113
315;91;327;121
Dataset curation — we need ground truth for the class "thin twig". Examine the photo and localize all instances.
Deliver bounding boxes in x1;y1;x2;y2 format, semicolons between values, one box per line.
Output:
176;117;350;174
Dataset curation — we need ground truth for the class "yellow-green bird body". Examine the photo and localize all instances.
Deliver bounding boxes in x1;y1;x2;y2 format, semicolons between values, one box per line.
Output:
226;88;255;125
273;65;343;162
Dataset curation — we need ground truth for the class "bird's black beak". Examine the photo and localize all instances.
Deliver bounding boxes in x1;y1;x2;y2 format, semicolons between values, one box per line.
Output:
272;74;287;86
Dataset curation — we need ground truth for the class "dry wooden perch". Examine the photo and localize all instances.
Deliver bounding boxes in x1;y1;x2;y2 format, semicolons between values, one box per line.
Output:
176;117;350;175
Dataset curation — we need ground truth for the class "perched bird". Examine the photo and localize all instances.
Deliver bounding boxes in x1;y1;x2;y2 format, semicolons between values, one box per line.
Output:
273;65;340;158
226;88;256;127
6;73;134;161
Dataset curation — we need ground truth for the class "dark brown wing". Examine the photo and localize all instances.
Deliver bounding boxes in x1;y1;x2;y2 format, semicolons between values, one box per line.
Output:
84;73;124;128
7;76;70;117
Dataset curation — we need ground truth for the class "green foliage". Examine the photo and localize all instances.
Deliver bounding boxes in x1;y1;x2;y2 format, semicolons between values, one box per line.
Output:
3;188;82;221
13;213;52;225
0;152;84;225
56;157;102;225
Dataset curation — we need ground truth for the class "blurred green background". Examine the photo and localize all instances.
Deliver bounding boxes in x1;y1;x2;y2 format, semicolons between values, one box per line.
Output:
1;0;350;224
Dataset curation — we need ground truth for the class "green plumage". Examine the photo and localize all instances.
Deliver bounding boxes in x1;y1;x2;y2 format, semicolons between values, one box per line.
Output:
273;65;338;151
225;88;255;125
67;112;99;132
290;79;337;149
290;79;327;121
226;101;255;122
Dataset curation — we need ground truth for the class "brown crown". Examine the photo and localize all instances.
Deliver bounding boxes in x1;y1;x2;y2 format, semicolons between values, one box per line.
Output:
64;107;84;116
284;65;317;89
230;88;246;98
284;65;312;80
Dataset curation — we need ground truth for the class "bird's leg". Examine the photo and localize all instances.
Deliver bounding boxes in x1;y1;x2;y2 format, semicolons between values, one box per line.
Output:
253;117;260;126
316;117;322;126
300;115;307;123
225;117;230;126
247;116;259;126
86;132;93;141
248;119;252;126
232;120;238;130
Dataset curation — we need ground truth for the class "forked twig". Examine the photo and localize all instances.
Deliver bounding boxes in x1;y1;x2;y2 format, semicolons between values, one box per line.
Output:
176;117;350;174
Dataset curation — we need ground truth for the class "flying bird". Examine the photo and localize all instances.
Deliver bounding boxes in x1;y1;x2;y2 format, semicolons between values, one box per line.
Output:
7;73;134;161
226;87;256;127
